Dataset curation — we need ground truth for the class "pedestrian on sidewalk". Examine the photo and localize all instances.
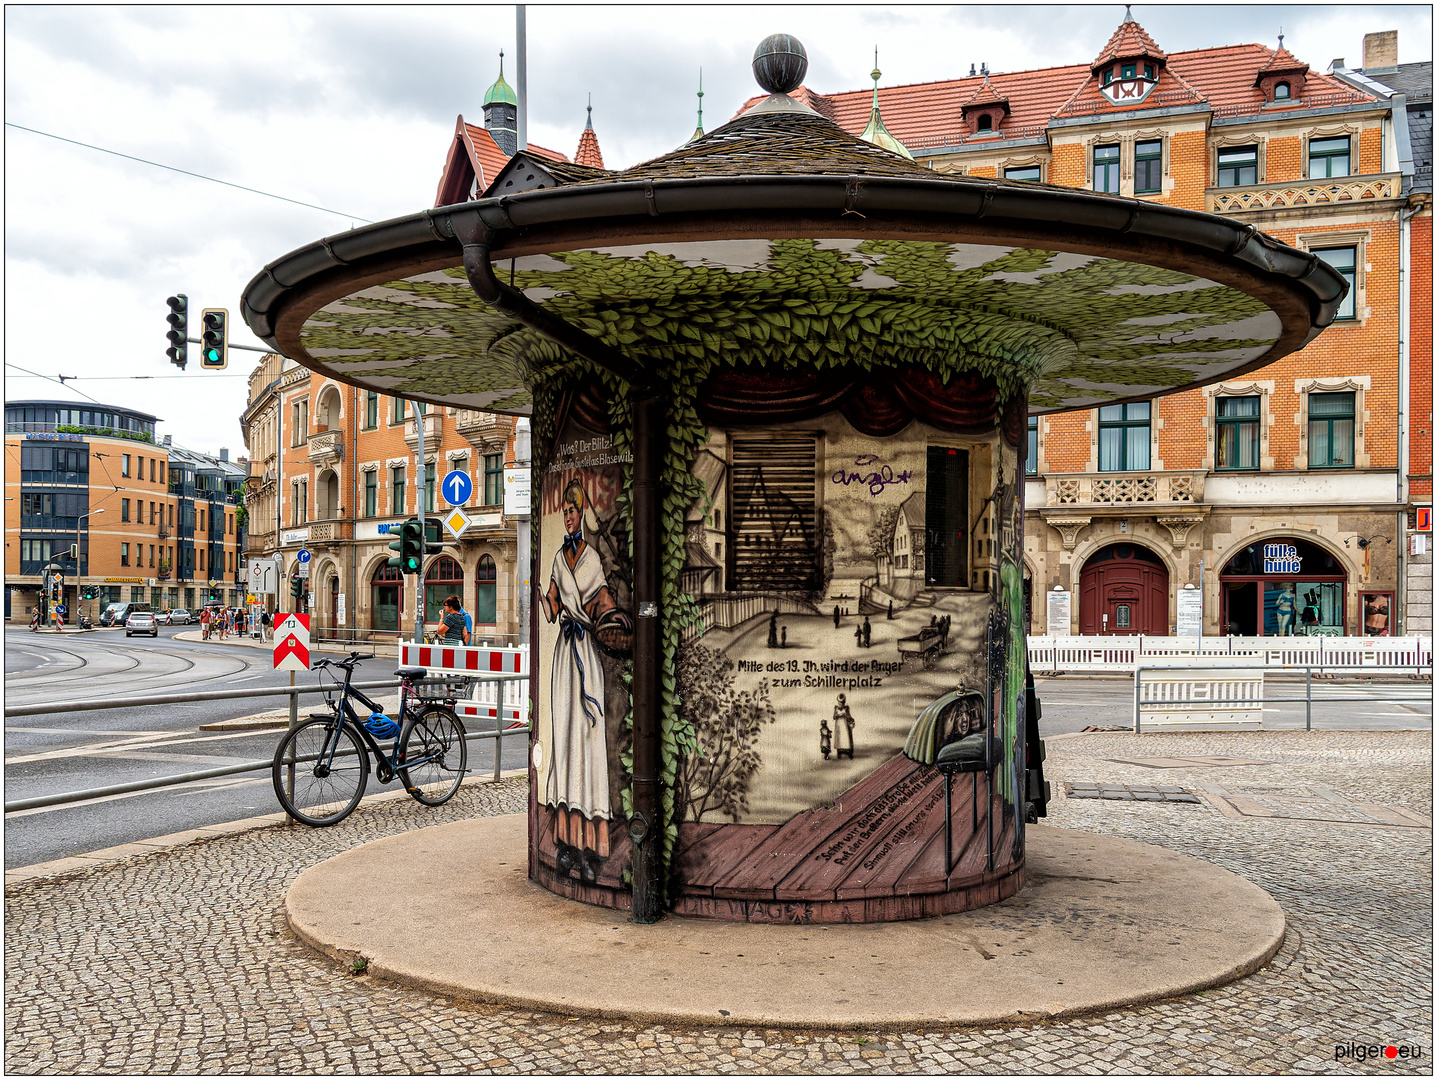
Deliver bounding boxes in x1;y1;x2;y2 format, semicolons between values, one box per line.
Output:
441;597;469;645
200;607;211;639
261;609;271;641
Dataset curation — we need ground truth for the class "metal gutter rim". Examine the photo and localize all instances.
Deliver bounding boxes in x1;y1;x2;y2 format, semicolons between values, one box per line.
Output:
242;172;1349;350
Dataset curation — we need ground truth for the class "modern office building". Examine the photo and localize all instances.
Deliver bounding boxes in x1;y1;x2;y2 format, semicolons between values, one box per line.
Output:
5;400;248;620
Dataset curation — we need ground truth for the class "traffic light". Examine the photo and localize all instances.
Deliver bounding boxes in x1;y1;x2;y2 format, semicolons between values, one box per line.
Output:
423;518;443;555
166;294;188;369
386;519;424;574
290;576;303;598
200;308;229;370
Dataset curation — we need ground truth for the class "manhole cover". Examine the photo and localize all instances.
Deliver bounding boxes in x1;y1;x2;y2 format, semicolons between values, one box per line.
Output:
1066;783;1200;804
1205;793;1431;828
1106;756;1272;769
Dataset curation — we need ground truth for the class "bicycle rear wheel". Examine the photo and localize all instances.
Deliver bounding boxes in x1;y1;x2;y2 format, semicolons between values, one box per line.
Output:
272;718;370;826
398;706;467;806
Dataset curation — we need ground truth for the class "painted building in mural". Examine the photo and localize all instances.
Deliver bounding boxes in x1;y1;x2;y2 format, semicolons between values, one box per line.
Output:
532;367;1032;920
762;22;1431;637
5;400;247;621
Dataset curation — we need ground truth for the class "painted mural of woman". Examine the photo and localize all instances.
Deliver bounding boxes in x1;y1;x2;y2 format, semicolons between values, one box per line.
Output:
541;478;632;885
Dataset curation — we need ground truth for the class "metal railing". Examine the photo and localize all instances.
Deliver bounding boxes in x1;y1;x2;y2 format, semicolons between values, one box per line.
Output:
1133;663;1433;734
4;672;528;814
1029;634;1433;675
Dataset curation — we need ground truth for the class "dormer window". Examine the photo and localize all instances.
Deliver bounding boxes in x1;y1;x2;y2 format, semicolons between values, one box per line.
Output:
1143;64;1155;80
1122;63;1136;79
1274;82;1291;100
1102;68;1114;86
976;115;992;132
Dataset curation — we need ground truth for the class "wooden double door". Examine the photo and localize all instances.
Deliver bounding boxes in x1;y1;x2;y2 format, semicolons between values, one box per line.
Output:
1079;543;1169;636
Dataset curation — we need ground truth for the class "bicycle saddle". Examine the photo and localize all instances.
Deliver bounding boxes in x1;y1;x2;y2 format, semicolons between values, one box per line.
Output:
394;666;428;679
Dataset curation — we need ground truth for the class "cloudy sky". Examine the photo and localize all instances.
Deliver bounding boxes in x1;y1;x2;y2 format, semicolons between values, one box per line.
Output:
6;4;1430;457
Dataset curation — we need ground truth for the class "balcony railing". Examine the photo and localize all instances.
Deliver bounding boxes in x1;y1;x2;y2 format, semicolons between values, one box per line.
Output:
1045;470;1206;507
454;410;508;453
1206;172;1401;214
307;430;344;464
308;519;354;545
404;414;444;454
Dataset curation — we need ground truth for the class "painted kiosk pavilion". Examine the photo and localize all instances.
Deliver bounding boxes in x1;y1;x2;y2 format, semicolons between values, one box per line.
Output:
243;38;1345;924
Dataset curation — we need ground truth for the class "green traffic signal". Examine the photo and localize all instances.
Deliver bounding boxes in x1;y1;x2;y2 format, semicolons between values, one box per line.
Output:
401;519;424;572
200;308;229;369
290;576;303;598
386;519;425;573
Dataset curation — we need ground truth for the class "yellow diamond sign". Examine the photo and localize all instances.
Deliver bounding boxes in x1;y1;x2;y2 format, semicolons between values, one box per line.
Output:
443;508;470;539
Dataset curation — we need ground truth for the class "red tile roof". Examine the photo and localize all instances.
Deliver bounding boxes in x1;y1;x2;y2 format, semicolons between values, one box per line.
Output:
1092;18;1167;67
1257;44;1309;77
433;115;570;207
964;76;1009;108
574;126;605;169
732;37;1375;151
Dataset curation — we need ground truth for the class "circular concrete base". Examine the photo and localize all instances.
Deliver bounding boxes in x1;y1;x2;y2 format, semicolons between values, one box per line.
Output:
285;815;1284;1029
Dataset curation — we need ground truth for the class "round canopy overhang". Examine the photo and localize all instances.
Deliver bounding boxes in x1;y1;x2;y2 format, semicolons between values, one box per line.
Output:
243;115;1344;418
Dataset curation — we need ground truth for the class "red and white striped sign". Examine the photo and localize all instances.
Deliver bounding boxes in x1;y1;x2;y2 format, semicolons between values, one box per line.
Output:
273;613;311;671
399;641;527;677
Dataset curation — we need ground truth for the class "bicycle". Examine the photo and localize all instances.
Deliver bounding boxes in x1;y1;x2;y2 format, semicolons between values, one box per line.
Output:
271;652;468;826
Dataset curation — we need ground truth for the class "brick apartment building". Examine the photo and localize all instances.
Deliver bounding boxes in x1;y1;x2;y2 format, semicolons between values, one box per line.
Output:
758;18;1431;636
240;60;600;640
5;401;248;621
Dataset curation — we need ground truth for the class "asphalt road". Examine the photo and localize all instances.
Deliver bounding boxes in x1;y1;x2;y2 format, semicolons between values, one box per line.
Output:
3;626;528;869
5;627;1428;869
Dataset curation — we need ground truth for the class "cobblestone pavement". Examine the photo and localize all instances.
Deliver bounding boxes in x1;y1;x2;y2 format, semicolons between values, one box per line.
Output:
6;731;1431;1075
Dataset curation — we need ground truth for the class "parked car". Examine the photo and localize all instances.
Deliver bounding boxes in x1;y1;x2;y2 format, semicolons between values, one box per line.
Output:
162;608;192;626
101;601;151;627
125;611;159;637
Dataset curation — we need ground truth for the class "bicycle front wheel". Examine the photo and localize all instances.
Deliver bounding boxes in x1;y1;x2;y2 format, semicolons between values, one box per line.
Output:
398;706;467;806
272;718;370;826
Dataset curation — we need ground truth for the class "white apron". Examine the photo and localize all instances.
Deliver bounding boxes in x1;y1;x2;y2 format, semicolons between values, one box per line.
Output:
545;542;611;820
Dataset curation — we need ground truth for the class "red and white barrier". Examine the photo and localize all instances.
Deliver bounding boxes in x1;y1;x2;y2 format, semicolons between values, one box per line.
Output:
400;641;527;675
399;641;530;729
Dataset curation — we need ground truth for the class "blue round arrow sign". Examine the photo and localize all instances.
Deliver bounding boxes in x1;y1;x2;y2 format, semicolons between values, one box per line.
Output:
442;469;473;506
296;548;312;563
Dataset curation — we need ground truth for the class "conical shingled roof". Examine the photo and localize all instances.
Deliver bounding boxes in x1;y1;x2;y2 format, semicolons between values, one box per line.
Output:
563;103;944;186
575;102;605;169
1091;17;1167;69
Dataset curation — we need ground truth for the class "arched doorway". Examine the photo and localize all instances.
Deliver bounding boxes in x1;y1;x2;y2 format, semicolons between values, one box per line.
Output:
1220;537;1346;637
1079;543;1169;635
371;562;403;631
475;554;497;625
424;556;464;623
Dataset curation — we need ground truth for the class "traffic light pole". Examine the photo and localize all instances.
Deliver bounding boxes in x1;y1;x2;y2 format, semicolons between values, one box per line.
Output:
413;400;426;644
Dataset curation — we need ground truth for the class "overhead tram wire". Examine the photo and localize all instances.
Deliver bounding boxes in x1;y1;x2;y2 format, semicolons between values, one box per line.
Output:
5;123;374;224
6;367;251;380
6;364;103;403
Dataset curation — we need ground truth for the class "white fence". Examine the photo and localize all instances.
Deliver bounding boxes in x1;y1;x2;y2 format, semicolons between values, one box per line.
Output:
1028;635;1432;675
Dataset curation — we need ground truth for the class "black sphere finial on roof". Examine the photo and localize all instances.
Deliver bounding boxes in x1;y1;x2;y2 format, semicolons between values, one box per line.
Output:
753;34;808;94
